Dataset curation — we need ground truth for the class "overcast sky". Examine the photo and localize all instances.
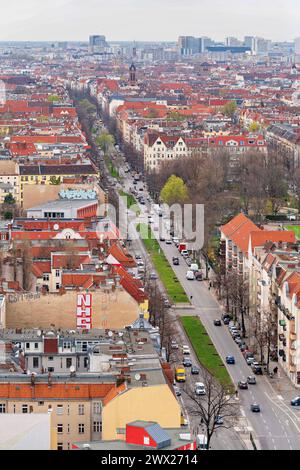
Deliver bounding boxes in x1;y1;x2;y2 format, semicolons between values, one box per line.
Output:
0;0;298;42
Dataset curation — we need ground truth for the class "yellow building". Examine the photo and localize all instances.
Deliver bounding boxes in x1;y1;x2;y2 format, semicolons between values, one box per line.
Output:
102;384;181;441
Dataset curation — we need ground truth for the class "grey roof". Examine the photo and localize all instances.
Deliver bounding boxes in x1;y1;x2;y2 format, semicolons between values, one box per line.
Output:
27;199;98;212
145;423;171;449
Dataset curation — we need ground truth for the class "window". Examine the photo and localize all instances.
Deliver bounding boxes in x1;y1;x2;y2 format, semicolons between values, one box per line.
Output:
78;424;85;434
78;404;84;415
63;342;71;350
43;274;49;282
66;358;72;369
22;405;28;414
55;269;60;277
25;343;30;350
33;357;39;368
0;404;6;413
93;421;101;433
34;343;39;350
57;424;63;434
84;357;89;368
144;436;150;445
38;401;44;406
93;402;101;414
56;283;60;290
48;367;54;373
57;443;63;451
57;405;63;415
48;357;53;361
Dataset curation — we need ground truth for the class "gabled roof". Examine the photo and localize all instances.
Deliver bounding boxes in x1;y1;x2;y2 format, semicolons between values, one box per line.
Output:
220;213;260;256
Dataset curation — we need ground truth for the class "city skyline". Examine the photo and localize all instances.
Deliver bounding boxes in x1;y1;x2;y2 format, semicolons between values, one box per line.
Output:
0;0;298;42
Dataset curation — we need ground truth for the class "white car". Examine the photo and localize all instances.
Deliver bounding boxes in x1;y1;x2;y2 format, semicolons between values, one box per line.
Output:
186;270;195;280
182;345;190;355
181;250;189;257
171;341;179;350
195;382;206;396
190;263;199;272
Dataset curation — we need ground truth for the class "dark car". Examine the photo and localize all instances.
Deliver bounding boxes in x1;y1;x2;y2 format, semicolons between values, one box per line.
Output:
223;317;231;325
183;358;192;367
214;319;222;326
238;381;248;390
252;363;263;375
172;257;180;266
195;271;203;281
291;397;300;406
160;236;166;242
251;404;261;413
215;415;224;425
226;356;235;365
247;376;257;385
191;366;200;375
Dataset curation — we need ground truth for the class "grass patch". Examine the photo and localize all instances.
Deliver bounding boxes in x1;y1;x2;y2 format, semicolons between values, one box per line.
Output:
286;225;300;239
119;190;140;215
104;155;120;179
181;316;234;391
137;223;188;304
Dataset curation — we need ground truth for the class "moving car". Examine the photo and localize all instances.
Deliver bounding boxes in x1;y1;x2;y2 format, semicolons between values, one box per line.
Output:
175;367;186;383
226;356;235;364
247;376;257;385
186;270;195;280
214;319;222;326
172;257;180;266
165;239;172;245
183;357;192;367
195;382;206;396
159;236;166;242
291;397;300;406
150;272;158;280
238;381;248;390
191;366;200;375
182;345;190;355
251;404;261;413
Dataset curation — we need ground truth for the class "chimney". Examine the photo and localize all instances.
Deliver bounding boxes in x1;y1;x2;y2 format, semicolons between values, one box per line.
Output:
31;373;35;387
48;372;52;387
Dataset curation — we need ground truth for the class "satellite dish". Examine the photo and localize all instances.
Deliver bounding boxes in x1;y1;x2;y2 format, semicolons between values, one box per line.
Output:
135;373;141;381
70;366;76;373
108;331;113;338
118;332;124;337
53;224;59;231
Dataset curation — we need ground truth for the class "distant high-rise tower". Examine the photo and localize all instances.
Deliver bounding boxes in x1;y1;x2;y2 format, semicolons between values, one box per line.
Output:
295;38;300;55
129;63;137;85
89;35;107;53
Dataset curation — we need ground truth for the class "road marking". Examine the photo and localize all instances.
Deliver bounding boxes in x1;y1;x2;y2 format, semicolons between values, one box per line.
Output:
277;395;284;400
241;409;246;417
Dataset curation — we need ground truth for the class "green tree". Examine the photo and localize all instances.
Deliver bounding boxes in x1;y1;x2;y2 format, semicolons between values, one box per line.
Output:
48;95;60;102
249;121;260;132
4;211;13;220
222;101;237;118
4;193;15;204
79;99;96;116
96;132;115;154
167;111;186;122
160;175;188;206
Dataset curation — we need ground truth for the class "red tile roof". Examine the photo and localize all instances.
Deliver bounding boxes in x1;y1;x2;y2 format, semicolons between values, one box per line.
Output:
0;383;115;399
220;213;260;255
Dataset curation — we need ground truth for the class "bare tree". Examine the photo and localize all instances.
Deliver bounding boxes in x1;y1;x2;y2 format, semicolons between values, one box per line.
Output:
250;308;277;371
183;369;239;449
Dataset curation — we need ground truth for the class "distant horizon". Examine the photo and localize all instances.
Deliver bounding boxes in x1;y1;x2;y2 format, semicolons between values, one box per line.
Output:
0;0;298;43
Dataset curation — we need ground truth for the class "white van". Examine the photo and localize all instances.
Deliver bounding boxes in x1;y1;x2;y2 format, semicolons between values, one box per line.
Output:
186;270;195;280
190;263;199;272
197;434;208;450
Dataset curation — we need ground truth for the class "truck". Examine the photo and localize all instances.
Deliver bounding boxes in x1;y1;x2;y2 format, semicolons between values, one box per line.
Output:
175;366;186;383
178;242;187;253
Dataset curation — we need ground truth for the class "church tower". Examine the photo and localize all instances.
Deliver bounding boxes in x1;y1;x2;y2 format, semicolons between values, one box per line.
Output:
129;63;137;86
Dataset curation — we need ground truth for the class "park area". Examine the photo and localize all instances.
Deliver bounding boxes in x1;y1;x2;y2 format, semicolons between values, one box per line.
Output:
286;225;300;239
181;316;234;391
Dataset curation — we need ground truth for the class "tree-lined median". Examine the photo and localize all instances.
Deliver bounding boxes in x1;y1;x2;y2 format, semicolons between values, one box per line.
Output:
137;223;188;304
181;316;234;391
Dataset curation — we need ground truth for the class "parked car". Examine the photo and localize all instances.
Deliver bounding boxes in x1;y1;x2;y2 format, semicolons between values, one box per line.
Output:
215;415;224;425
195;271;203;281
186;270;195;280
183;357;192;367
238;381;248;390
195;382;206;396
251;363;263;375
291;397;300;406
226;356;235;364
246;356;255;366
190;263;199;272
159;236;166;242
186;257;192;267
171;341;179;350
247;376;257;385
173;386;181;397
251;404;261;413
214;319;222;326
191;366;200;375
235;337;243;345
181;250;189;258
